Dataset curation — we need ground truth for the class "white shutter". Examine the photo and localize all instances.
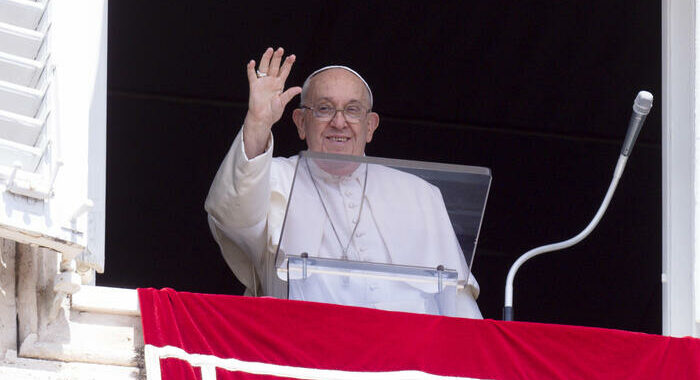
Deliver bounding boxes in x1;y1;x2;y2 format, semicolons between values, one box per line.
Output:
0;0;107;277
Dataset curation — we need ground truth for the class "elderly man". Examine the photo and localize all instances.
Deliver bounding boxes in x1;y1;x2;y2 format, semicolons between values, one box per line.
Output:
205;47;482;318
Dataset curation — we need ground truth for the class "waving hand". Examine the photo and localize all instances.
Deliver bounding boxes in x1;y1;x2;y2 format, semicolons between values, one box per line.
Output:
243;47;302;158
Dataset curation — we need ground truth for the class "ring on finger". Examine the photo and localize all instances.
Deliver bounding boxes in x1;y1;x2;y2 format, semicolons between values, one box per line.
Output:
256;70;268;78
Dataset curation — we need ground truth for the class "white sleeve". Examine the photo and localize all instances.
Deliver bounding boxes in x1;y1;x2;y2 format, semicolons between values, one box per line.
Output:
205;128;273;272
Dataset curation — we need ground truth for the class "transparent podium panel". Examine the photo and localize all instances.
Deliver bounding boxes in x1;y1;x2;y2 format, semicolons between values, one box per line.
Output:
287;255;458;316
275;151;491;316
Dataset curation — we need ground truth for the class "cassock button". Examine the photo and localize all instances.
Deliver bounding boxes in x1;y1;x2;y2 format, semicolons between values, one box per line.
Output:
348;202;356;208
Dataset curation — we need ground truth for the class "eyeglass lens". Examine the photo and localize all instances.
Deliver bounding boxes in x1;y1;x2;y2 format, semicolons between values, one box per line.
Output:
313;103;366;121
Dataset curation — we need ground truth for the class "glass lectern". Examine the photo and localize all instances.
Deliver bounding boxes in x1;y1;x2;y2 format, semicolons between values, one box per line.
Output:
275;151;491;317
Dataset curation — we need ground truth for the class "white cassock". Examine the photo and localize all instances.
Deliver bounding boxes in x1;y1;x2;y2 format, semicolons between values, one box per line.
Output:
205;129;482;318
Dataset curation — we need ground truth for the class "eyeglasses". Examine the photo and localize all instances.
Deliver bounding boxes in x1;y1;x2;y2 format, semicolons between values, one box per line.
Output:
300;103;370;122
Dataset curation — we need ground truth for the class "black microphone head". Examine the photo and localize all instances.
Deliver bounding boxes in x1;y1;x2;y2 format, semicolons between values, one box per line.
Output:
633;91;653;115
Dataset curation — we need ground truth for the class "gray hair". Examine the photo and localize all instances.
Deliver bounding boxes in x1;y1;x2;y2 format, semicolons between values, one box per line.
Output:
299;65;374;109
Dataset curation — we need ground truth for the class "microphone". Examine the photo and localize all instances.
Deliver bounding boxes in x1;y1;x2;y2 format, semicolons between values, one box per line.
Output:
503;91;654;321
621;91;653;157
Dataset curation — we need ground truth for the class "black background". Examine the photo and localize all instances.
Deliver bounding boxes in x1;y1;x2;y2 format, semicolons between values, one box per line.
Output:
102;1;661;333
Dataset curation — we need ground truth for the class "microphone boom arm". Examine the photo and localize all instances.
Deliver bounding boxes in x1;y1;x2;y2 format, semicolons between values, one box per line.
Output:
502;90;652;322
503;155;627;321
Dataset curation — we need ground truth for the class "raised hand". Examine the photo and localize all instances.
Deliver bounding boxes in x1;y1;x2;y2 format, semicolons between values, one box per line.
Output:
242;47;302;158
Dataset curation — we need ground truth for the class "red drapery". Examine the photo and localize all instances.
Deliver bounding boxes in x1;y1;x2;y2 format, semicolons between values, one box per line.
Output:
138;288;700;380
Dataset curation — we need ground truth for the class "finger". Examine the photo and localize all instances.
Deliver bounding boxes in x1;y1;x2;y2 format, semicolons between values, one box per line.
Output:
278;54;296;82
268;47;284;77
246;60;257;84
279;86;302;107
258;47;273;74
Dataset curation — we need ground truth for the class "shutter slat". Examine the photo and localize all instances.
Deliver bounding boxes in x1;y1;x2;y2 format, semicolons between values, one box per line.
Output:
0;51;43;87
0;0;45;30
0;109;43;145
0;79;44;117
0;136;42;171
0;21;44;59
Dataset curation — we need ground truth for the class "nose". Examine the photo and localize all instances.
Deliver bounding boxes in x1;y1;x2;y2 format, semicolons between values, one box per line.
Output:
329;109;347;128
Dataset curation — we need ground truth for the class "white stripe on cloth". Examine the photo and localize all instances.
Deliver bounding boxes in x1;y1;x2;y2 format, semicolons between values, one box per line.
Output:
144;344;489;380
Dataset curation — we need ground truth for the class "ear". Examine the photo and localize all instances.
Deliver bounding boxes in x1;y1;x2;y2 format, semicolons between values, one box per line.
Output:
365;112;379;143
292;108;306;140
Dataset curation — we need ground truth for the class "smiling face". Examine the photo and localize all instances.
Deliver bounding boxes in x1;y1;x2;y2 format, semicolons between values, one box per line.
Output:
293;68;379;156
